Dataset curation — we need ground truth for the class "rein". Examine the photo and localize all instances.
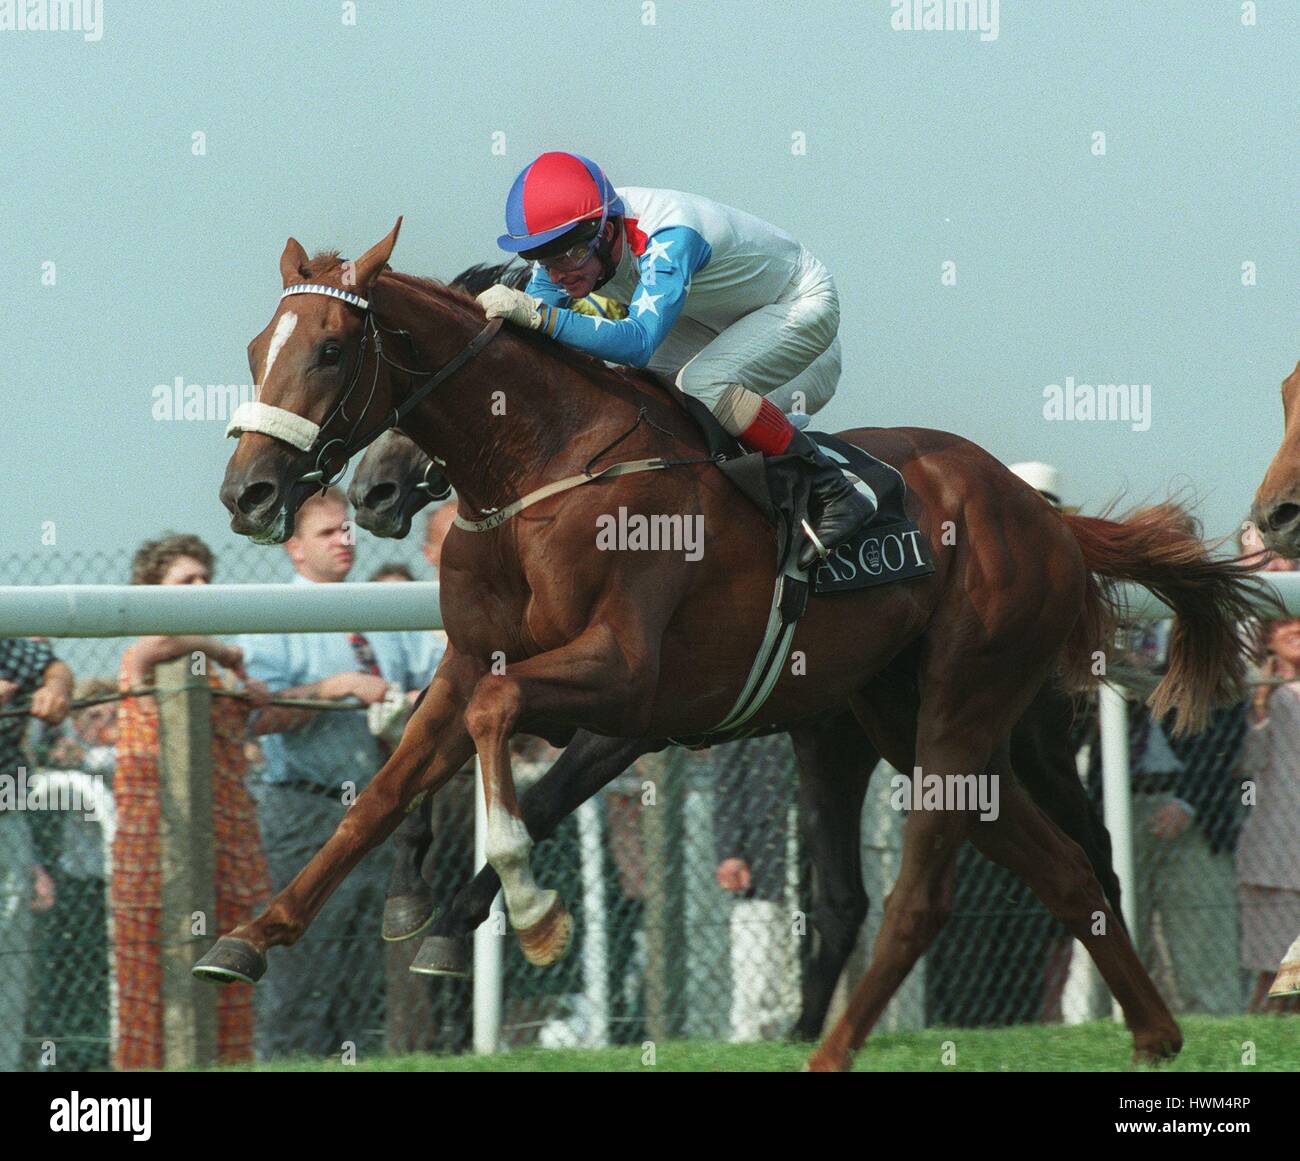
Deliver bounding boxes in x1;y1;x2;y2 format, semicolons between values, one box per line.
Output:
226;283;502;488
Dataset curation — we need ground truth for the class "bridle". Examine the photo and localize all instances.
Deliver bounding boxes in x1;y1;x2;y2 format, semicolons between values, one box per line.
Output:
226;282;501;489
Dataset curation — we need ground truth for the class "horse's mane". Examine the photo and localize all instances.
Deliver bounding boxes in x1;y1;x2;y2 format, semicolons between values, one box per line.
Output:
304;249;672;406
449;261;530;294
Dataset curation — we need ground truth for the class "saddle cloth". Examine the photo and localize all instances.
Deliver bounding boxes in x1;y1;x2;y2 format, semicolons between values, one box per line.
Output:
672;392;935;596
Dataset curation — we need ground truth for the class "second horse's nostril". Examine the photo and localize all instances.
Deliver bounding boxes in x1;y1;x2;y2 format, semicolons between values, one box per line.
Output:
1268;503;1300;532
364;482;397;509
237;481;275;516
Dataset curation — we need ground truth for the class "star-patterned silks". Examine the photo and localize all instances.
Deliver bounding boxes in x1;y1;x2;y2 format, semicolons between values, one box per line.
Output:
632;288;663;317
520;209;718;366
641;235;674;269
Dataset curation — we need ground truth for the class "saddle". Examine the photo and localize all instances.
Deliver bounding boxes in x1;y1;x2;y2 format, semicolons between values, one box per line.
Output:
671;392;935;596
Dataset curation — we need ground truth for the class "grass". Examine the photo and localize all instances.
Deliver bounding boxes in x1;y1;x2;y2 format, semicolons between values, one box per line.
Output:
216;1015;1296;1072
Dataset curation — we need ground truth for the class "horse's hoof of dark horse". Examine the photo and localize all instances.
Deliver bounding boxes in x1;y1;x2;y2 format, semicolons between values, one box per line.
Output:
409;935;471;977
802;1047;851;1073
1132;1026;1183;1065
382;895;435;942
192;937;266;985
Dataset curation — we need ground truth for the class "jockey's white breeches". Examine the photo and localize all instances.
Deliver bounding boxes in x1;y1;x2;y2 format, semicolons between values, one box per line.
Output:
648;248;841;419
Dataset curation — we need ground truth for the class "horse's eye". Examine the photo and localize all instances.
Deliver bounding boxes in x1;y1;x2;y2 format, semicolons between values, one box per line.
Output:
321;342;342;366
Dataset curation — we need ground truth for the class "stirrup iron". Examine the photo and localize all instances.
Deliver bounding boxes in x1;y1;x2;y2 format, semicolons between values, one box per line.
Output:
800;518;829;563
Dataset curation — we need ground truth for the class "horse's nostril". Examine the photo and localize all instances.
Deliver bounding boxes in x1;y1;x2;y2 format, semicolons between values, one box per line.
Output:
364;482;397;509
1267;503;1300;532
237;481;276;516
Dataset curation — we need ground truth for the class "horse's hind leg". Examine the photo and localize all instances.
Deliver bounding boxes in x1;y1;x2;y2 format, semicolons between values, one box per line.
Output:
965;749;1181;1062
788;712;875;1041
805;647;1030;1071
804;776;967;1072
1011;683;1124;922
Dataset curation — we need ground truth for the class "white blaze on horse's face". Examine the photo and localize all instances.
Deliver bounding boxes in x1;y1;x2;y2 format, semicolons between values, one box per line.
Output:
259;310;298;394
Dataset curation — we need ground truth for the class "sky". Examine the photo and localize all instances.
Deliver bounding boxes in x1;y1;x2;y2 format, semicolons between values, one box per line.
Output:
1;0;1296;575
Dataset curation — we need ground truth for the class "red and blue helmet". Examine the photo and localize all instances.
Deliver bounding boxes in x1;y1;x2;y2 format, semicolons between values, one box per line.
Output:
497;151;624;254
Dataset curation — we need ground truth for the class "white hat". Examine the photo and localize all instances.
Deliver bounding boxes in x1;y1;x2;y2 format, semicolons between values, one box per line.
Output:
1009;461;1063;507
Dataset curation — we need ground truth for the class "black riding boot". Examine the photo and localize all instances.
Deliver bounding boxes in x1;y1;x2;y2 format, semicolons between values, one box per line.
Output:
788;430;874;568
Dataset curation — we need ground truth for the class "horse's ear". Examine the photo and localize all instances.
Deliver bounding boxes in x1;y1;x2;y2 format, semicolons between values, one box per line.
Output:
280;237;310;287
353;217;403;290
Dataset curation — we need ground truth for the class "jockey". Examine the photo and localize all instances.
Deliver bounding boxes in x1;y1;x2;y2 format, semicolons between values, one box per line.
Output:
476;150;872;567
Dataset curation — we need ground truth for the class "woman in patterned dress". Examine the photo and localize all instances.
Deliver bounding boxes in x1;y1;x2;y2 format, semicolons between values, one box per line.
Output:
111;534;273;1069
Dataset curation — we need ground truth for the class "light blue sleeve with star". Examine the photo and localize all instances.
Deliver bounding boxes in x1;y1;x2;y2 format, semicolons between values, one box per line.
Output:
535;226;712;368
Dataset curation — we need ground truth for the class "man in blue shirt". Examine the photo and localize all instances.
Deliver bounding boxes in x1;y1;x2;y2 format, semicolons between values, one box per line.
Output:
240;488;435;1060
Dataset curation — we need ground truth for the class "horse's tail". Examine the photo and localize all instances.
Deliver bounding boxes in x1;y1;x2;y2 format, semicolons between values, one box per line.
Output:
1061;502;1276;736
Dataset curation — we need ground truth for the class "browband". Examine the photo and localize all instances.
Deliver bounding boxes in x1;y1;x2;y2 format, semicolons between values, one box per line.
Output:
281;283;369;310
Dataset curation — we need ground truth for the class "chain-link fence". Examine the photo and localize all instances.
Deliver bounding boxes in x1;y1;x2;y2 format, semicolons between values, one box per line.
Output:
3;540;1298;1070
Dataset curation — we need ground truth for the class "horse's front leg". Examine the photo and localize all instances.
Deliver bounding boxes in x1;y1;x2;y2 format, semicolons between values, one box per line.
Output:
194;649;482;984
413;731;664;975
463;623;657;967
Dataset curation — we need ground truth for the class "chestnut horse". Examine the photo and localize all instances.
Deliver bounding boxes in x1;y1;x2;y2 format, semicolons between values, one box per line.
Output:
347;262;896;1038
1249;356;1300;997
207;220;1262;1069
350;423;1127;1040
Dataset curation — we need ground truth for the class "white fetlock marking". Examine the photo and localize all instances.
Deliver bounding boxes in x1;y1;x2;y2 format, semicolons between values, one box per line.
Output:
486;805;552;931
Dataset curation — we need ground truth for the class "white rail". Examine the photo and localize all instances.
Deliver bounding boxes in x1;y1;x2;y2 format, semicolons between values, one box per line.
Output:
6;573;1298;636
0;582;443;636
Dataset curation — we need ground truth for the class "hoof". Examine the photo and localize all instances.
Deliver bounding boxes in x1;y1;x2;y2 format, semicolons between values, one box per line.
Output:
383;895;435;942
193;937;266;985
409;934;471;977
515;893;572;967
1269;959;1300;997
802;1048;850;1073
1132;1026;1183;1064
